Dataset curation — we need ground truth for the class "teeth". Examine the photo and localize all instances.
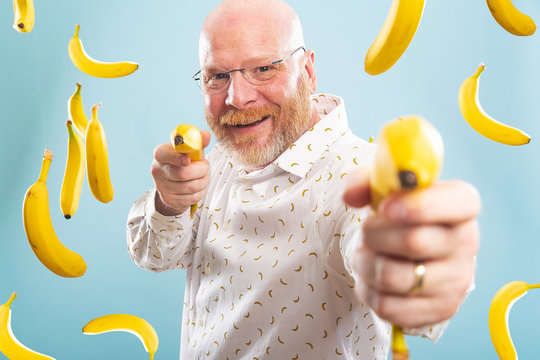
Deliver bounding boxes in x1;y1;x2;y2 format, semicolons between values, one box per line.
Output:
235;115;268;128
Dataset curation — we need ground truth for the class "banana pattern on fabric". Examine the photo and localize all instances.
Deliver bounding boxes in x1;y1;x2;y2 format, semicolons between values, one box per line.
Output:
68;25;139;78
83;314;159;360
364;0;425;75
13;0;34;33
489;281;540;360
0;293;55;360
458;64;530;146
486;0;536;36
370;116;444;360
22;150;87;278
86;103;114;203
170;123;203;219
60;120;85;219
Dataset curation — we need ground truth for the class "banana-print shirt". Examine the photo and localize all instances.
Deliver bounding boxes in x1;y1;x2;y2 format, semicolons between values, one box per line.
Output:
127;94;445;360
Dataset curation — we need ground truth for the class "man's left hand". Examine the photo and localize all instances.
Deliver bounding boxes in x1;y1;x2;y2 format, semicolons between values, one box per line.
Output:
343;169;481;329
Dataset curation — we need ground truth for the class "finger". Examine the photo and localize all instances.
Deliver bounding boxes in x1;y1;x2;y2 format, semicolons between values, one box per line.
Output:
355;281;463;328
160;173;210;196
155;159;210;183
201;130;212;149
342;166;371;208
379;180;481;224
153;143;189;167
354;247;475;297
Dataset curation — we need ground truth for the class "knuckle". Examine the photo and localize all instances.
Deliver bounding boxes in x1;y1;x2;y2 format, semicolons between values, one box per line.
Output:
402;228;426;256
376;258;400;290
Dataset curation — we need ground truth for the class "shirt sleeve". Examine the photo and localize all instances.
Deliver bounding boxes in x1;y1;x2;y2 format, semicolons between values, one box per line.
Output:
126;188;197;272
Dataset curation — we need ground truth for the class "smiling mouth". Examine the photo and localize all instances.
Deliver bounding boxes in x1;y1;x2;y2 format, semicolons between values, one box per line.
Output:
233;115;270;128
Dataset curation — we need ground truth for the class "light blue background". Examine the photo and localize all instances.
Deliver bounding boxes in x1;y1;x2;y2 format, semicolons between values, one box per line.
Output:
1;0;539;359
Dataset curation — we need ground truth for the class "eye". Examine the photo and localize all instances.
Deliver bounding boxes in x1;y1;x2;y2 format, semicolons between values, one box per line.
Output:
213;72;230;80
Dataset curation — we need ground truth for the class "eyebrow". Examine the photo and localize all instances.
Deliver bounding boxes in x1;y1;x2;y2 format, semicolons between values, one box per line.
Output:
202;53;280;72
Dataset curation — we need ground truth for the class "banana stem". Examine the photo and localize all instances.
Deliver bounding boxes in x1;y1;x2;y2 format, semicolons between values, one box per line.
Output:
39;149;53;183
528;283;540;289
391;325;409;360
5;292;17;307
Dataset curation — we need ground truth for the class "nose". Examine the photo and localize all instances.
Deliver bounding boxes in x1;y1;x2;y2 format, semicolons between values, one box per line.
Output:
224;71;259;109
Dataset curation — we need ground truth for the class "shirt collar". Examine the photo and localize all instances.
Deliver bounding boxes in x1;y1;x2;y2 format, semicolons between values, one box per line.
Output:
274;94;349;178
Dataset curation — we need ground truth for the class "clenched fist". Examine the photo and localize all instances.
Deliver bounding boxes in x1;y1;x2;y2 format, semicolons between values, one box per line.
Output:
151;130;212;216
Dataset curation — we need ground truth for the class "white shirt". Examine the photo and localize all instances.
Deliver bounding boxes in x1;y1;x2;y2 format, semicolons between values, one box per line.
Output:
127;94;444;360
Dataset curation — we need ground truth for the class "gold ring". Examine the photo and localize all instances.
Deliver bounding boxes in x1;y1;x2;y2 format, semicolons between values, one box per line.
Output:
409;261;426;295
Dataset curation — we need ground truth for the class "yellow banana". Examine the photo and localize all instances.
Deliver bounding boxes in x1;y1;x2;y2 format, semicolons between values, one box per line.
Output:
458;64;530;146
364;0;425;76
486;0;536;36
68;83;89;137
370;115;444;360
0;293;55;359
489;281;540;360
22;149;87;278
86;103;114;203
170;123;203;218
60;120;85;219
83;314;159;360
68;25;139;78
13;0;34;33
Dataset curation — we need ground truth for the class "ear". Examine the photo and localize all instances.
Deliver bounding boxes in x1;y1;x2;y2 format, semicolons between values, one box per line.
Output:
303;49;317;94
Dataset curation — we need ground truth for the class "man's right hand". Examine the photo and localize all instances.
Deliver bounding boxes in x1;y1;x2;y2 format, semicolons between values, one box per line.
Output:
151;130;212;216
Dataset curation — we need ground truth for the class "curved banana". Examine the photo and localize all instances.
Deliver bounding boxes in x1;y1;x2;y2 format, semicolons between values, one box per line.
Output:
489;281;540;360
83;314;159;360
60;120;85;219
170;123;203;218
68;83;89;137
458;64;530;146
0;293;55;359
370;115;444;360
68;25;139;78
13;0;34;33
22;149;87;278
486;0;536;36
86;103;114;203
364;0;425;76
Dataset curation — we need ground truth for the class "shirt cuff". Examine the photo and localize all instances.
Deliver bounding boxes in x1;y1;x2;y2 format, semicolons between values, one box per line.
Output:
146;188;192;234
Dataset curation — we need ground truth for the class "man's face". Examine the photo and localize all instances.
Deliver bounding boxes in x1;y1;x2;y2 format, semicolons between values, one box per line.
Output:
201;46;314;169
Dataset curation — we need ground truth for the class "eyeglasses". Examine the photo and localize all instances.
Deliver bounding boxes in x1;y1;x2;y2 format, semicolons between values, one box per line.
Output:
193;46;306;93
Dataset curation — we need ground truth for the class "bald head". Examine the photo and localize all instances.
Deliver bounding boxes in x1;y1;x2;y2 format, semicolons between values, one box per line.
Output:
199;0;304;61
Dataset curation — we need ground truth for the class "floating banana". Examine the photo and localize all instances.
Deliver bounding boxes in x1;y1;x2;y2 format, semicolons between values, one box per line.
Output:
22;149;87;278
13;0;34;33
86;103;114;203
68;25;139;78
458;64;530;146
60;120;85;219
68;83;89;137
83;314;159;360
486;0;536;36
170;123;203;218
489;281;540;360
370;115;444;360
0;293;55;360
364;0;425;75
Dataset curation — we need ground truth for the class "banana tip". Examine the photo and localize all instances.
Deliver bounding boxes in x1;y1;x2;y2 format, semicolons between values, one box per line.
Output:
44;149;53;160
64;215;72;220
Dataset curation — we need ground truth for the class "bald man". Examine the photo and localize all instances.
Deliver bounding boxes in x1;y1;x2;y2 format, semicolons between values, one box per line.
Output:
127;0;480;359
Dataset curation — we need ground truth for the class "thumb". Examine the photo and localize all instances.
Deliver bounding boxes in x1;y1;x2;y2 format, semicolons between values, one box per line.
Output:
201;130;212;149
342;166;371;208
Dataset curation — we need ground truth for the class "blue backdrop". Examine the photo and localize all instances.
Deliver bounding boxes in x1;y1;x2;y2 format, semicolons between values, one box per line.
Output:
1;0;539;359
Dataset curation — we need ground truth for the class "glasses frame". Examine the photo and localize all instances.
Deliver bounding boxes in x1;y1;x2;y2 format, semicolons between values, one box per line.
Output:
192;46;306;91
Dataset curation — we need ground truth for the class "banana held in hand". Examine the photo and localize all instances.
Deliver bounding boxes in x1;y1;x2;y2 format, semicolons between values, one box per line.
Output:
370;115;444;360
0;293;55;360
170;123;203;218
22;149;87;278
364;0;425;75
489;281;540;360
486;0;536;36
13;0;34;33
83;314;159;360
86;103;113;203
60;120;85;219
458;64;530;146
68;83;89;137
68;25;139;78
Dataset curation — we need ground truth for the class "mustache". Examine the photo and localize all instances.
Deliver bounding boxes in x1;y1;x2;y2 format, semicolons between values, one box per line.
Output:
219;105;280;126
